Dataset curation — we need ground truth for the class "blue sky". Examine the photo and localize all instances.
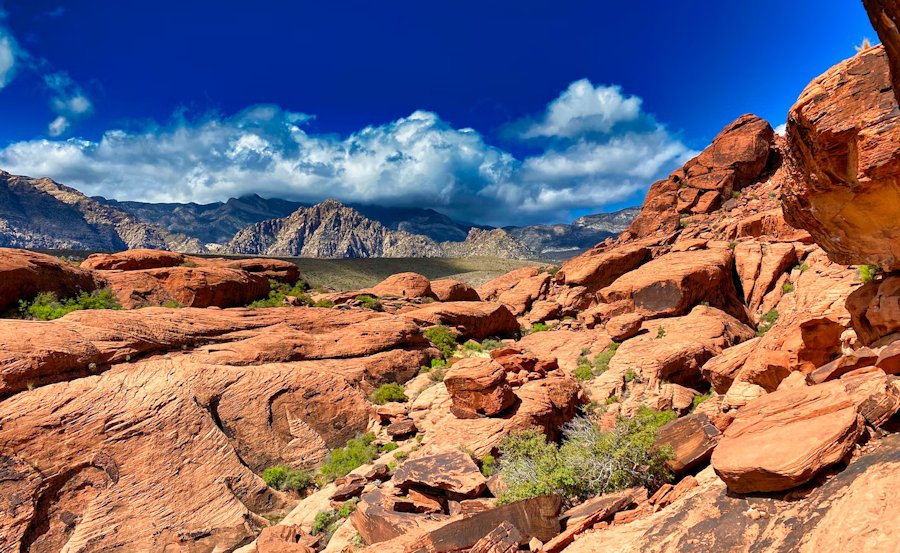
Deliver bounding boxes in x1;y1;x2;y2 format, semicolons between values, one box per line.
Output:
0;1;876;226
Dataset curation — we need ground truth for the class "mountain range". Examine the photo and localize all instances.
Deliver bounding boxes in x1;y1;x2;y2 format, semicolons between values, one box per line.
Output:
0;169;638;259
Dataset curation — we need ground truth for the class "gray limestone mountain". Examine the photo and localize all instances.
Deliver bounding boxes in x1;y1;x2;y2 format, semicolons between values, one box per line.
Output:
572;206;641;233
225;200;540;259
0;171;203;252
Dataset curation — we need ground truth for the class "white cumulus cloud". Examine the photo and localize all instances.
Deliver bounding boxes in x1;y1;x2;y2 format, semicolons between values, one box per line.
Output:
520;79;643;139
0;79;697;226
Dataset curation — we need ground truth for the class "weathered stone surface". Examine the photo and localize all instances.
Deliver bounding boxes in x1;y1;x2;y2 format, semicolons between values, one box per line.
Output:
546;488;645;553
783;45;900;271
598;249;749;323
444;358;516;418
402;302;520;340
606;312;644;341
103;265;270;308
405;495;563;553
81;248;186;271
623;114;774;239
839;367;900;427
847;274;900;345
700;337;761;394
392;450;486;498
609;306;754;387
497;272;551;316
469;521;523;553
201;257;301;284
477;267;541;301
734;241;797;313
712;381;864;493
655;412;721;475
0;248;97;312
430;279;480;302
808;346;880;383
254;525;317;553
368;272;435;299
864;0;900;104
386;419;418;439
876;340;900;374
556;244;652;292
330;475;368;501
562;436;900;553
351;488;449;545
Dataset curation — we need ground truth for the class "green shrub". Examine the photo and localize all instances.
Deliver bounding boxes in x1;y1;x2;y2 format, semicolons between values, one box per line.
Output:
592;343;618;374
318;433;378;483
656;326;666;339
313;299;335;308
355;294;383;311
262;465;311;492
573;363;594;381
380;442;399;453
574;343;619;381
782;282;795;294
858;264;879;284
371;383;407;405
496;408;676;504
161;299;184;309
794;263;809;273
247;280;311;309
393;450;408;461
732;190;741;199
480;454;496;477
311;509;340;536
480;339;503;351
463;339;483;352
424;325;458;358
20;288;122;320
180;260;199;268
756;309;779;337
530;322;551;333
692;393;712;411
624;369;639;383
336;498;359;518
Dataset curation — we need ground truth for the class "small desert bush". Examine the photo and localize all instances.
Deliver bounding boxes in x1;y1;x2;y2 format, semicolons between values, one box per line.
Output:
756;309;779;337
782;282;795;294
424;325;457;358
20;288;121;320
858;264;879;284
692;393;712;411
574;343;619;381
371;383;407;405
355;294;383;311
463;340;483;352
318;433;378;483
530;322;551;333
496;408;676;504
262;465;311;492
247;280;311;309
313;299;335;308
480;339;503;351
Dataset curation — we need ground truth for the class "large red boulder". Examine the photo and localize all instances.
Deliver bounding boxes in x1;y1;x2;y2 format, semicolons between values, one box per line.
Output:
103;266;270;308
711;381;864;493
199;257;301;284
556;243;651;292
783;45;900;271
444;357;516;419
81;249;186;271
431;279;481;302
367;272;435;299
0;248;98;312
391;450;487;498
402;302;520;340
863;0;900;104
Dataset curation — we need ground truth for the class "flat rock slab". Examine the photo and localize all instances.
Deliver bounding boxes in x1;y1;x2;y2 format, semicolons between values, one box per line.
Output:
656;412;720;475
712;380;863;493
392;450;487;498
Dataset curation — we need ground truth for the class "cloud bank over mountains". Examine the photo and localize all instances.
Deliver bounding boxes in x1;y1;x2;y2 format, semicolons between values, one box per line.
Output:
0;80;695;226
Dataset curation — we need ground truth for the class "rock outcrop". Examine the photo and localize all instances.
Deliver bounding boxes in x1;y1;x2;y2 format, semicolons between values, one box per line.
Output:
783;45;900;271
0;248;98;312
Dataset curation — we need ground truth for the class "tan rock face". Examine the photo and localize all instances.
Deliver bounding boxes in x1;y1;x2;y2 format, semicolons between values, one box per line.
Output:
0;248;98;312
783;45;900;271
711;381;864;493
477;267;541;301
392;450;487;499
444;358;516;419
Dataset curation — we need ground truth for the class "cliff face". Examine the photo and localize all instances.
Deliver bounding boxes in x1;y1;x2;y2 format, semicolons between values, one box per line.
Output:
226;199;442;257
0;172;203;253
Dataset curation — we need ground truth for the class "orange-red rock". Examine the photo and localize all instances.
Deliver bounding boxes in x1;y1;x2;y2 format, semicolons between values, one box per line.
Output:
81;248;186;271
846;274;900;345
556;244;651;292
402;301;520;340
477;267;541;301
444;357;516;418
103;266;270;308
392;450;487;498
0;248;97;312
367;272;435;299
431;279;480;302
783;45;900;271
711;381;864;493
